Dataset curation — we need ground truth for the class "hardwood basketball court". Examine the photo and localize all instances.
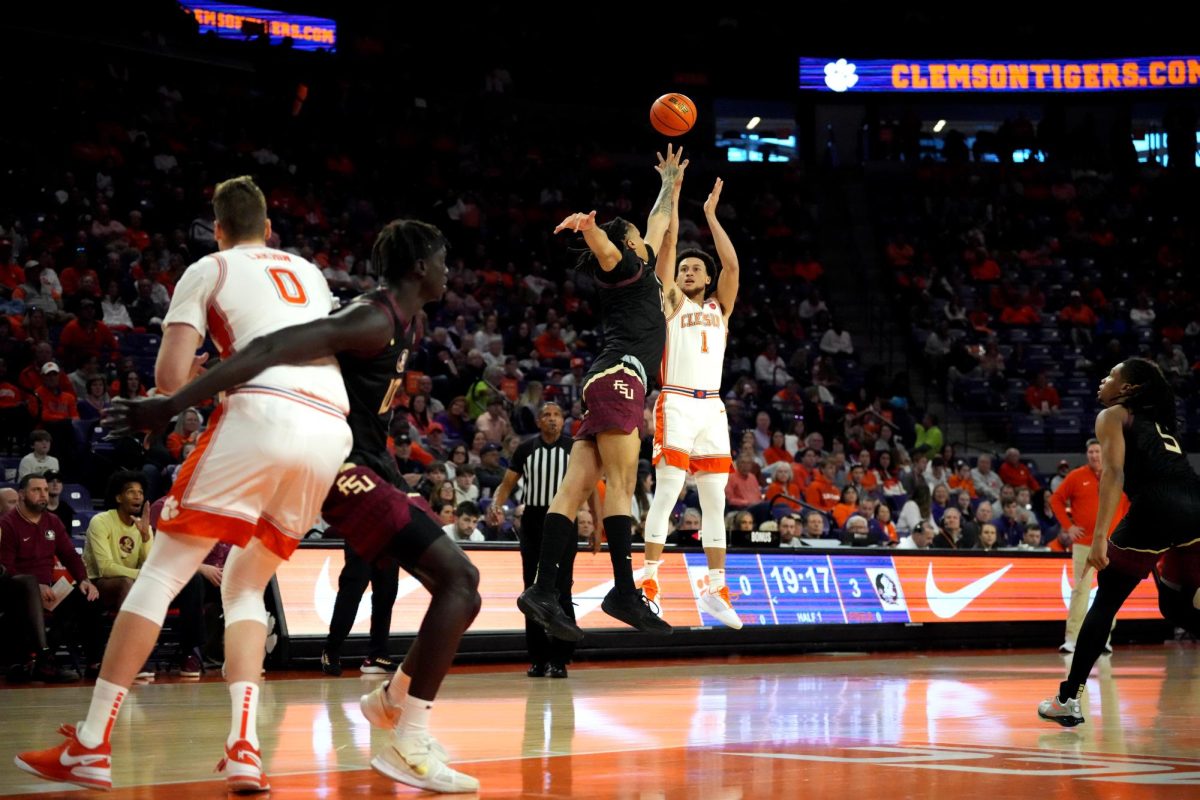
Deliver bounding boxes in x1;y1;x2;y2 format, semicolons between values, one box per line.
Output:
1;646;1198;797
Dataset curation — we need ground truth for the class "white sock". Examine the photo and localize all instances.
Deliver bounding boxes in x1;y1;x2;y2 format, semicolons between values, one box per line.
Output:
398;694;433;737
228;681;260;748
644;560;661;580
708;569;725;591
78;678;128;748
384;668;413;712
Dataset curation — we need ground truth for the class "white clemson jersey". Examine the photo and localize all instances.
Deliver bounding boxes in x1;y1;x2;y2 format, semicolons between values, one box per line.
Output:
163;244;348;413
660;293;727;396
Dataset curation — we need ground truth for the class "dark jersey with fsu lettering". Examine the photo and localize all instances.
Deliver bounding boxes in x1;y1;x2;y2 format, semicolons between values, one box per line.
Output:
337;289;414;485
584;245;665;389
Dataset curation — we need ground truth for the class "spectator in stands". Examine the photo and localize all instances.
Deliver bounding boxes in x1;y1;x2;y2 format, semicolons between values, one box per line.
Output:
115;369;147;400
1128;293;1156;328
393;434;424;485
763;431;793;468
953;487;974;520
166;407;202;462
804;459;841;512
76;375;110;423
999;291;1042;326
831;485;859;529
442;501;484;543
57;299;117;368
1017;523;1047;551
751;412;774;452
765;462;804;514
819;318;853;357
423;424;449;461
963;500;992;542
970;453;1003;502
466;429;489;465
868;502;895;543
407;394;436;439
947;459;977;498
1049;459;1072;492
13;263;59;317
975;523;1000;552
897;485;934;536
445;444;470;480
755;340;792;388
128;278;167;330
996;499;1025;545
1058;290;1096;344
28;362;79;469
792;448;820;487
843;514;876;545
725;455;764;512
476;443;505;496
18;431;58;481
0;474;101;675
930;483;952;522
737;431;766;471
1156;339;1190;390
43;470;75;534
897;520;933;549
999;447;1040;490
923;322;952;383
799;289;828;322
778;514;801;548
435;396;473;443
924;456;951;492
101;281;133;330
913;413;943;453
1025;371;1061;416
453;463;480;505
934;507;974;549
533;321;570;363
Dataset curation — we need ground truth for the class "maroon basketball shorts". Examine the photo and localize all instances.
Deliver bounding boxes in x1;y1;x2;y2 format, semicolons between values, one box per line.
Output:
575;365;646;440
321;464;443;568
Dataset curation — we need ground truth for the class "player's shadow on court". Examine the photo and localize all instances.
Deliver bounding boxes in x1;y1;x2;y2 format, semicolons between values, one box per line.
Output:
521;676;577;796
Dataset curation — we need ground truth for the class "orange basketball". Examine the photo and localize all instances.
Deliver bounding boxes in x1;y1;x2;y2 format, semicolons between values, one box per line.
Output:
650;93;697;137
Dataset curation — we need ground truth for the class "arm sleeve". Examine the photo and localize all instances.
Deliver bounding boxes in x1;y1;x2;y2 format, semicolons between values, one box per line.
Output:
86;516;139;579
162;257;217;334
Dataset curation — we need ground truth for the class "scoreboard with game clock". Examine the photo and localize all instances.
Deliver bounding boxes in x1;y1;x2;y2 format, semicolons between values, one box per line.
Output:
273;546;1161;638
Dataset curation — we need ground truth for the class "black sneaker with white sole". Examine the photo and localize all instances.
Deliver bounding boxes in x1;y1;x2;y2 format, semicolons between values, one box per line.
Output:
321;650;342;677
600;587;673;634
361;656;398;674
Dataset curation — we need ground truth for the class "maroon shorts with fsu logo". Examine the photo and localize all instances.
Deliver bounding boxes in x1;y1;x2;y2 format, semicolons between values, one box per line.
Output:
321;464;442;567
575;365;646;441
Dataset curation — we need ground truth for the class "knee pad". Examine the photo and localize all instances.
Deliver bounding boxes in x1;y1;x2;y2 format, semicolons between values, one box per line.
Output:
221;543;280;627
695;472;729;550
645;465;687;545
222;579;268;627
122;561;191;625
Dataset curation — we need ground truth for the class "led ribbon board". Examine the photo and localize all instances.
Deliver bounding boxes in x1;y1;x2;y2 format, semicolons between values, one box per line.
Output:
179;2;336;51
801;57;1200;92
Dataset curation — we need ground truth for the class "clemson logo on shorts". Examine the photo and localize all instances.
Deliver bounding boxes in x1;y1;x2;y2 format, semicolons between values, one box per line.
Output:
160;496;179;522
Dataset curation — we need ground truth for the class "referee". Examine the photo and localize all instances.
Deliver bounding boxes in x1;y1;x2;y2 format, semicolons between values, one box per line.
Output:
489;401;579;678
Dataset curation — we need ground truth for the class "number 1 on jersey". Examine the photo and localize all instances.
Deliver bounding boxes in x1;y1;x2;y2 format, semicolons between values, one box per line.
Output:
268;267;309;306
701;330;708;353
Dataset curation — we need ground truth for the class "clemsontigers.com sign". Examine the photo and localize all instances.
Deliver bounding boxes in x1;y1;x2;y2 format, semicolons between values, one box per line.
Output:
274;549;1159;636
802;56;1200;93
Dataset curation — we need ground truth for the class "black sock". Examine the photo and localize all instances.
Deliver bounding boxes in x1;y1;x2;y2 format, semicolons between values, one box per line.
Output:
605;515;635;593
1060;568;1141;701
534;513;575;591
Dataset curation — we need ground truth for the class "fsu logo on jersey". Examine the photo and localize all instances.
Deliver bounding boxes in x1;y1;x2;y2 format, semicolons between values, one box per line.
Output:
396;349;409;375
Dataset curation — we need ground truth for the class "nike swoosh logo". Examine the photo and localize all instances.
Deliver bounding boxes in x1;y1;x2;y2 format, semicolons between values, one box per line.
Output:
60;750;108;768
925;562;1012;619
1060;564;1097;610
234;749;262;769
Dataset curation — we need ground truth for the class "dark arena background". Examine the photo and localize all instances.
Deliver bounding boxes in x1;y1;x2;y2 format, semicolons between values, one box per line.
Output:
1;4;1199;797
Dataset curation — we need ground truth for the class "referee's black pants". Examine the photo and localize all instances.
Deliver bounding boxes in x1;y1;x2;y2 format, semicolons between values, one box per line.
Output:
519;506;577;666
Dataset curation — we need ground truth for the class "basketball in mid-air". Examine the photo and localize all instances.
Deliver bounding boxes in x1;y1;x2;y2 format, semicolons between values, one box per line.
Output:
650;93;696;137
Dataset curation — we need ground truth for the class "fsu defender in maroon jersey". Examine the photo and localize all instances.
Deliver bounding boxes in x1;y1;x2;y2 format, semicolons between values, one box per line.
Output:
103;220;481;793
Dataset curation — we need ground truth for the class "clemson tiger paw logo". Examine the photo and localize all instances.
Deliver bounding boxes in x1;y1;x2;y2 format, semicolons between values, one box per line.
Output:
824;59;859;92
160;496;179;522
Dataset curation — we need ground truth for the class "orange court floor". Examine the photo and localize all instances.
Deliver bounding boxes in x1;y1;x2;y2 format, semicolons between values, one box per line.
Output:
1;646;1198;798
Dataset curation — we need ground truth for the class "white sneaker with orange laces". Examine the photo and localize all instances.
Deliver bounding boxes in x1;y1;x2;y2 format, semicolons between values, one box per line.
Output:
217;738;270;794
699;585;743;629
14;724;112;790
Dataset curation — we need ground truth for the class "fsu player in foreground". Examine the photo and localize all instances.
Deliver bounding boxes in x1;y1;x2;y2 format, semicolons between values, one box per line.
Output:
85;220;481;792
642;175;741;629
1038;358;1200;727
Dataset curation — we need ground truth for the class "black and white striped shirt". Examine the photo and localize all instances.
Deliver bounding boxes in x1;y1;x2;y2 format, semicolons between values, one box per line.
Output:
509;434;573;508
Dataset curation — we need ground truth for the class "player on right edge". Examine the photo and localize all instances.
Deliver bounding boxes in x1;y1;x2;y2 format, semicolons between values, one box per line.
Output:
641;176;741;629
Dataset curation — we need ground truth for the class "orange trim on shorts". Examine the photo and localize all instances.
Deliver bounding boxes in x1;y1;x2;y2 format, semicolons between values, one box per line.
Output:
654;392;667;451
157;507;299;560
690;455;732;474
166;403;226;505
654;446;692;471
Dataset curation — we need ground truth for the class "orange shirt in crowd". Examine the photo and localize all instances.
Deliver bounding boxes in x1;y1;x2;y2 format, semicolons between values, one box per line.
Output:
763;446;793;466
998;460;1041;491
766;481;803;511
28;387;78;421
1025;385;1061;411
948;474;977;498
805;474;841;511
831;502;857;528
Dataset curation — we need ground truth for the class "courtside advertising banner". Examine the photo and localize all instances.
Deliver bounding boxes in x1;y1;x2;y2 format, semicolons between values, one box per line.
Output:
275;549;1160;635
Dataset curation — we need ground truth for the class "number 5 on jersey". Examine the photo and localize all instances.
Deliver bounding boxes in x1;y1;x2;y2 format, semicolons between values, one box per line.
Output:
268;267;309;306
1156;423;1183;454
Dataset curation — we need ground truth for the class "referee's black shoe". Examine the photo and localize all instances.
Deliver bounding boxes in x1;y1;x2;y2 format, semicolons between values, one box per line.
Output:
518;586;584;641
601;588;673;634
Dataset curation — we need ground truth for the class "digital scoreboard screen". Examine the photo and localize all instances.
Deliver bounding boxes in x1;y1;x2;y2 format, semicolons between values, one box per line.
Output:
179;2;336;52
